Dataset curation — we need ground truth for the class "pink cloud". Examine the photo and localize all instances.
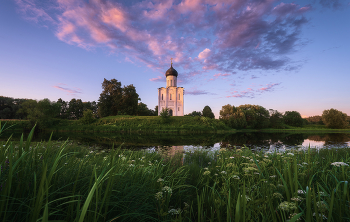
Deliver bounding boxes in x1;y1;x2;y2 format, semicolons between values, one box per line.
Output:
15;0;311;83
53;84;82;95
227;82;281;98
149;76;164;82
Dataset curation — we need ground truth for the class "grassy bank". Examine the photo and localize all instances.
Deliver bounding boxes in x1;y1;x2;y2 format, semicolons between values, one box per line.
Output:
47;115;233;133
1;127;349;221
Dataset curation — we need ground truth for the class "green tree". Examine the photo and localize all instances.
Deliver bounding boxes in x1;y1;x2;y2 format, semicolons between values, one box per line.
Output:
269;109;284;128
154;106;158;116
68;98;84;119
18;99;60;128
283;111;304;127
120;84;140;115
322;108;348;129
238;104;270;129
202;105;215;119
160;107;171;123
185;111;202;117
98;78;123;117
57;98;68;119
219;104;236;120
137;102;151;116
80;109;95;124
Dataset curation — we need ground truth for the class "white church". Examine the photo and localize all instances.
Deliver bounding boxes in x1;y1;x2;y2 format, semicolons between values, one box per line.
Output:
158;61;184;116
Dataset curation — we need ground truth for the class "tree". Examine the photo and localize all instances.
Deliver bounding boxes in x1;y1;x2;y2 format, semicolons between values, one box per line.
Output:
18;99;60;128
80;109;95;124
185;111;202;117
68;98;84;119
322;108;348;129
237;104;270;129
98;78;123;117
269;109;284;128
137;102;151;116
219;104;236;120
98;79;140;117
57;98;68;119
154;106;158;116
160;107;171;123
202;106;215;119
120;84;140;115
283;111;304;127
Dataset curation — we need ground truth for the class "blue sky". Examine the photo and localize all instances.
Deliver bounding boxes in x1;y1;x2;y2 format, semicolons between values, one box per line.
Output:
1;0;349;118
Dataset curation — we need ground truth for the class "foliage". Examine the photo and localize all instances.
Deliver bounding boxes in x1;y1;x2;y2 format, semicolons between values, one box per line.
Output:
202;105;215;119
269;109;284;129
137;102;157;116
1;130;350;221
283;111;304;127
185;111;202;117
160;107;171;123
80;109;95;124
17;98;60;128
219;104;270;129
306;115;324;125
322;108;349;129
0;96;28;119
98;79;140;117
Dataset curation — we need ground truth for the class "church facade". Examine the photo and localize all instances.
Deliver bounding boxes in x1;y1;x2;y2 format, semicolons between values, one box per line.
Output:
158;63;184;116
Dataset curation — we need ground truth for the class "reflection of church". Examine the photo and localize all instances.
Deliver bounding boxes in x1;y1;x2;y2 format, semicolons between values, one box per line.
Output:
157;61;184;116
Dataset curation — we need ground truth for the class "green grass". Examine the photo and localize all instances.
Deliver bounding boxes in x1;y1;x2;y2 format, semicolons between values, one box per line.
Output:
47;115;233;133
1;125;350;221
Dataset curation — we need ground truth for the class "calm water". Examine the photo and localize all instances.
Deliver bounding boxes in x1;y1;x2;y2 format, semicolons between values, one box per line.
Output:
2;131;350;153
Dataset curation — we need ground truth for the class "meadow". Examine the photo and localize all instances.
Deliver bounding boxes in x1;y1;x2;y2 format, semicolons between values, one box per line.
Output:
0;125;350;221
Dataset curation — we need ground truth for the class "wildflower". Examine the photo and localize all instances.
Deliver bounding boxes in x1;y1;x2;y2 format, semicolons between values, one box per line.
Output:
226;163;234;168
273;193;284;200
243;167;258;173
232;175;240;179
331;162;349;167
278;201;297;211
208;162;211;165
270;175;276;178
313;213;327;220
287;153;294;156
89;151;94;153
236;149;242;152
316;201;328;212
121;157;126;161
302;162;308;165
297;190;306;195
203;171;211;176
214;173;218;176
219;148;227;152
162;186;172;194
168;208;181;215
155;192;163;200
291;196;303;202
157;178;164;182
203;167;209;171
277;153;282;155
221;171;227;175
254;172;260;175
230;156;234;159
264;155;268;158
241;195;251;202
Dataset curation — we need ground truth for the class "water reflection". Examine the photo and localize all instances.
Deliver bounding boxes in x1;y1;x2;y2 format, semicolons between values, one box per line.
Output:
1;131;350;152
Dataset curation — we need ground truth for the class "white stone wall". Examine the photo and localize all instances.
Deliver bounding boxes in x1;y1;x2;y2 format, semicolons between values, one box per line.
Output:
158;86;184;116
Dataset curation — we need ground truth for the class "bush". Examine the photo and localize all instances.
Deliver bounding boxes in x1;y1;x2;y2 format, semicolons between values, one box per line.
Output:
80;109;95;124
160;108;171;123
322;108;348;129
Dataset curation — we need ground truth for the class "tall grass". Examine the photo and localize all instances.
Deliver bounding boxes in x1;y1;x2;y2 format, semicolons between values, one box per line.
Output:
0;125;349;221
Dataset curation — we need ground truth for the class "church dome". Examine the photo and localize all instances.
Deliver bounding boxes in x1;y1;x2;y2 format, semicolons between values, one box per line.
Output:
165;64;178;77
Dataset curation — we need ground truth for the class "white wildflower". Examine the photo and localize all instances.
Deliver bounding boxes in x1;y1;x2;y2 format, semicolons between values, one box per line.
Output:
155;192;163;200
287;153;294;156
162;186;172;194
203;171;211;176
232;175;240;179
331;162;349;167
157;178;164;182
221;171;227;175
168;208;181;215
278;201;297;211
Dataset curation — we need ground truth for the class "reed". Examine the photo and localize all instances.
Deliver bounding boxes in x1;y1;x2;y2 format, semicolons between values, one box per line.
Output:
0;125;349;221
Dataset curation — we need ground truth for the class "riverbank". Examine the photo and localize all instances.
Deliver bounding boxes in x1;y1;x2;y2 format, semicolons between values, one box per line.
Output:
1;117;349;133
1;129;349;221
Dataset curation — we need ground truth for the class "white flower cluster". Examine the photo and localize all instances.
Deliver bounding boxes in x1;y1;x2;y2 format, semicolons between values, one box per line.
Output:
162;186;172;194
232;175;240;180
331;162;349;167
286;153;294;156
221;171;227;175
278;201;297;211
157;178;164;182
168;208;181;215
203;171;211;176
155;192;163;200
297;190;306;195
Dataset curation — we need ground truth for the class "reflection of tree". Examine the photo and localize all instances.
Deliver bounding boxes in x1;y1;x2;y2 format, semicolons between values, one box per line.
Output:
279;134;307;146
323;134;350;146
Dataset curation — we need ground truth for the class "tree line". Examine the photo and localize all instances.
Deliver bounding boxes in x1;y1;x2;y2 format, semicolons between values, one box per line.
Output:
1;78;348;130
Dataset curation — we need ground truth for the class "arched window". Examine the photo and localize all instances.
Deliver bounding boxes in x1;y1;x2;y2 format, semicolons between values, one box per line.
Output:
170;94;172;100
178;94;180;100
171;80;172;86
178;107;180;111
162;94;163;100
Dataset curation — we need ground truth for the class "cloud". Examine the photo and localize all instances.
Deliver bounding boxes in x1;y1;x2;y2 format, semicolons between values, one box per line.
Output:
149;76;164;82
15;0;312;83
53;84;82;95
186;89;210;95
226;82;281;98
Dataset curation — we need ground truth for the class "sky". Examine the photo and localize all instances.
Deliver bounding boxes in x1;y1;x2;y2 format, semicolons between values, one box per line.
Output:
1;0;350;118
